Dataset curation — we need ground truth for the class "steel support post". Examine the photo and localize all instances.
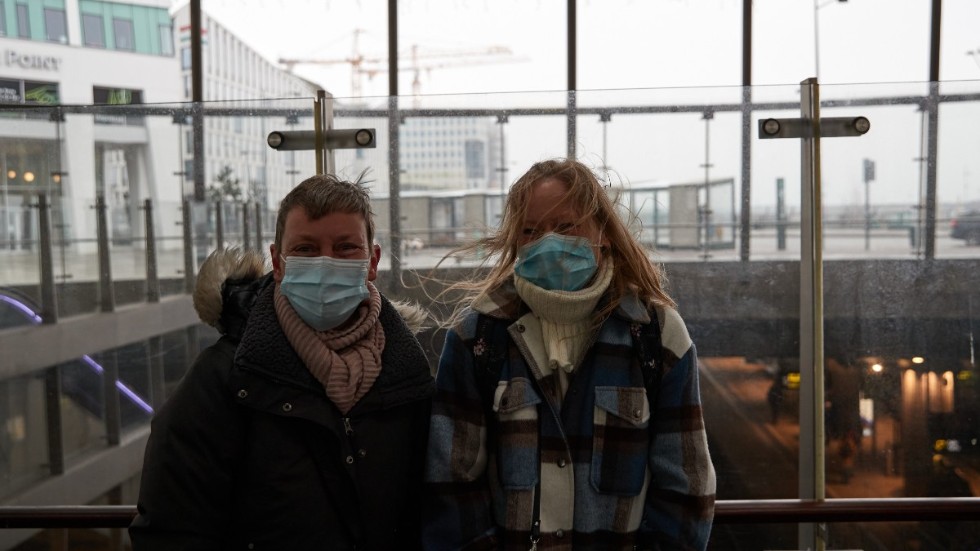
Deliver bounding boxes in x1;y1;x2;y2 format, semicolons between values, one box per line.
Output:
37;194;58;324
143;199;160;303
95;194;115;312
798;77;827;551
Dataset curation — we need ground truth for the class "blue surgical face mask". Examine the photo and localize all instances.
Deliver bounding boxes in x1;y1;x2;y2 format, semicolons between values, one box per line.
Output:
279;255;370;331
514;233;597;291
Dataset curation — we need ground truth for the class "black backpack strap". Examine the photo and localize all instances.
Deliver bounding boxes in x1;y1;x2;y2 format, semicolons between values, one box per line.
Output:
472;313;507;415
470;313;511;461
631;308;666;414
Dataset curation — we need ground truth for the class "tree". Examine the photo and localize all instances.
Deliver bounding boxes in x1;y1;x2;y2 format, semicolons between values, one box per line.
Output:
207;165;243;203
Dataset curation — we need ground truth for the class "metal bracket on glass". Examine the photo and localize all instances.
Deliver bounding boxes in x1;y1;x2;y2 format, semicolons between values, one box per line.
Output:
265;128;377;151
757;116;871;139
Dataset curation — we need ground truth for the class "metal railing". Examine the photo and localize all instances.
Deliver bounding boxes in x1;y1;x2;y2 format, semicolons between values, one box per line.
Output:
0;498;978;528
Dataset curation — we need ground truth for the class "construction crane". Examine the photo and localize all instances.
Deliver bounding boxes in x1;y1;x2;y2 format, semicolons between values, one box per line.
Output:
358;44;520;105
279;29;378;97
278;32;519;101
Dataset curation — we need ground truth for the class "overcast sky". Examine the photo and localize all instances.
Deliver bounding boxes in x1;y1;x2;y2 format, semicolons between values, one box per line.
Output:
201;0;980;209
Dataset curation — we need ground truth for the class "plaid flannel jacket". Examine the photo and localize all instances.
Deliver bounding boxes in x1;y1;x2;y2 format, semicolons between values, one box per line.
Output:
424;281;716;551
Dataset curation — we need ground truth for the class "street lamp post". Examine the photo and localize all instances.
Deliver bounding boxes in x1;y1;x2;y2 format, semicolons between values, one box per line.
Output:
813;0;848;80
863;158;875;250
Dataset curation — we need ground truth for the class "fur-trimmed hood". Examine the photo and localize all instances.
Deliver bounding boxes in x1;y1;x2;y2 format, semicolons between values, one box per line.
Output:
192;247;431;336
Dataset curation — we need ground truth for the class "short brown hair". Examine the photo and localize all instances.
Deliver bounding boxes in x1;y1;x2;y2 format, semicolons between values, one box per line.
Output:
273;174;375;253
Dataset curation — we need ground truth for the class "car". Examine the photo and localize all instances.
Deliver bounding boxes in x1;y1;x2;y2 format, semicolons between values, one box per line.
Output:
950;210;980;245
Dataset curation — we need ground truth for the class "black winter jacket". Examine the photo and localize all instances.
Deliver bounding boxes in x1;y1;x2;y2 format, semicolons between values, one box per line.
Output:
130;267;434;550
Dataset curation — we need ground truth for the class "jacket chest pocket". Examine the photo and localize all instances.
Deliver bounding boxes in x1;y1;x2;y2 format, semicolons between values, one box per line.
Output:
591;386;651;496
492;378;541;490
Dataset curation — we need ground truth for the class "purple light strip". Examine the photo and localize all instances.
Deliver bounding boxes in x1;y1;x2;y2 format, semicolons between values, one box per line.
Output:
0;295;42;323
1;293;154;414
116;381;154;413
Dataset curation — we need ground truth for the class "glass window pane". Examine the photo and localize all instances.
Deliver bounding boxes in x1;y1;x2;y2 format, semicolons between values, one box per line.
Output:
82;14;104;48
159;23;174;56
113;18;134;51
43;8;66;43
15;3;28;39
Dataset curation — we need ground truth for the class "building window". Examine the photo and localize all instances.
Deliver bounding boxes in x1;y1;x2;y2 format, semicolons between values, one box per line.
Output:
43;8;66;43
93;86;144;126
0;2;7;37
23;80;59;105
465;140;486;179
0;78;21;103
113;18;134;51
181;47;191;70
159;23;173;56
16;3;28;38
82;14;104;47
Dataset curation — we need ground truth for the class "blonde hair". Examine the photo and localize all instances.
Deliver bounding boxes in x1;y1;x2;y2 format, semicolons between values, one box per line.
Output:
438;158;674;327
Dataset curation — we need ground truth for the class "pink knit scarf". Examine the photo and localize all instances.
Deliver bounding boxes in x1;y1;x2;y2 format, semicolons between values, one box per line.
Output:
274;282;385;414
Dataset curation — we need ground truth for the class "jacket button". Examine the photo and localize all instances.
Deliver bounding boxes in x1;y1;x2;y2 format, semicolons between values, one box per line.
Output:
282;402;293;412
516;324;525;332
633;408;642;419
556;529;565;538
237;389;248;399
358;449;367;458
557;458;567;468
345;455;355;464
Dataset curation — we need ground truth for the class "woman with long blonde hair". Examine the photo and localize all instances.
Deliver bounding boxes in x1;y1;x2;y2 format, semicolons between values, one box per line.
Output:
424;158;716;550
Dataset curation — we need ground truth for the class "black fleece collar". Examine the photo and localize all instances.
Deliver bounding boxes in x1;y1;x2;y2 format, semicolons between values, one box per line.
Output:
233;274;434;413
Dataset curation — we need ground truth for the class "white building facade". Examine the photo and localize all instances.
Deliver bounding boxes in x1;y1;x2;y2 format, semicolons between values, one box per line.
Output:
0;0;320;255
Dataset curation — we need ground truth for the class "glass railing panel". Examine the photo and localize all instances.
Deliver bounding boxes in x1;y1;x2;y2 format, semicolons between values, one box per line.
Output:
156;199;188;298
0;373;49;500
58;338;165;458
936;80;980;258
59;355;108;460
115;342;154;433
818;81;980;506
0;108;59;297
575;87;747;262
0;203;40;293
51;194;99;316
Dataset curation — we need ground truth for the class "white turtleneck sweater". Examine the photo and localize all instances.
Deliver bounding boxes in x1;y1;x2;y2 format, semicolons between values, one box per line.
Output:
514;261;614;401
